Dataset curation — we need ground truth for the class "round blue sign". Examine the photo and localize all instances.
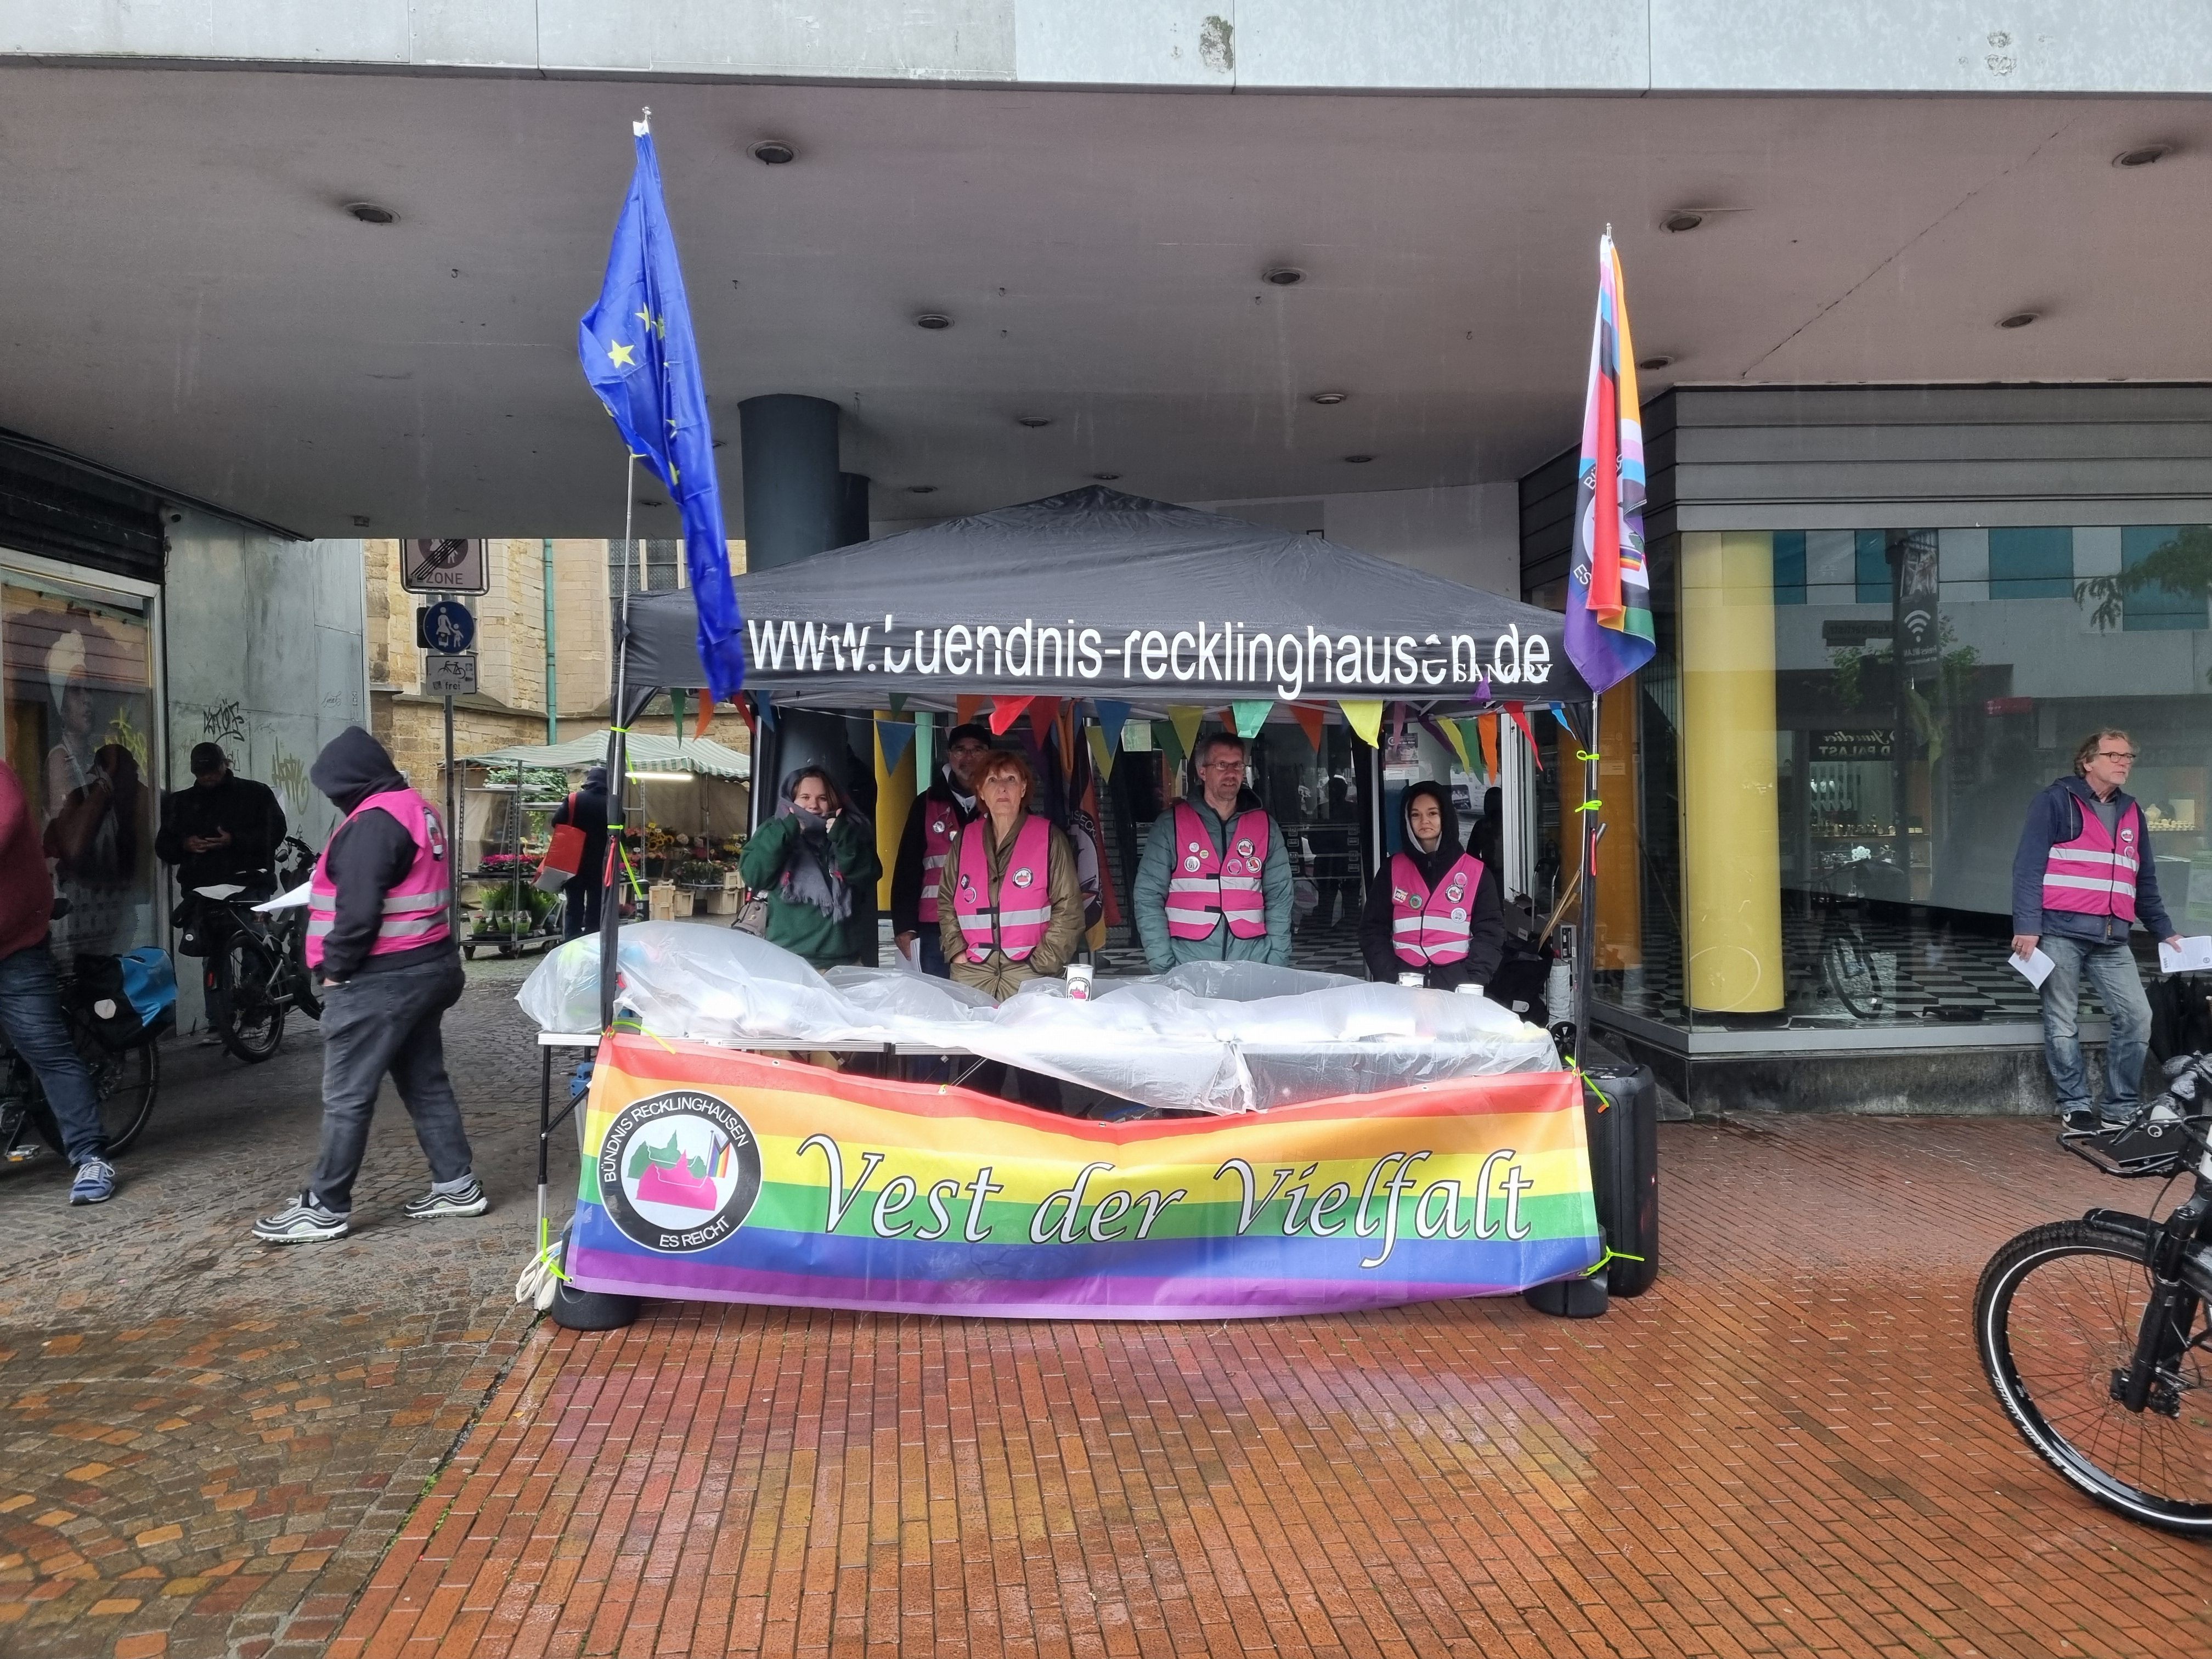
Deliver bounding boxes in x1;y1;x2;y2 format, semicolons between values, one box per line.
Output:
422;600;476;655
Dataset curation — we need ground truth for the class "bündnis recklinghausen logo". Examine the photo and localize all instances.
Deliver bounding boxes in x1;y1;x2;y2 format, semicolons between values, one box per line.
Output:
598;1091;763;1254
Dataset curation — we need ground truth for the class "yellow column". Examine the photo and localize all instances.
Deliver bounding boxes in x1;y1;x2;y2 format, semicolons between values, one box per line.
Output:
1680;532;1783;1013
874;716;916;910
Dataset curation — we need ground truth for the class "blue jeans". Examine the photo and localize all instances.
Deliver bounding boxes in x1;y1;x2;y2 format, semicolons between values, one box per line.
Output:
2039;933;2152;1115
917;931;949;978
0;940;104;1164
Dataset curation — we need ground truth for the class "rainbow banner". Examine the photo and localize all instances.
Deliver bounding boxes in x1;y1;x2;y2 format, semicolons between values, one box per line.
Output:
567;1035;1601;1319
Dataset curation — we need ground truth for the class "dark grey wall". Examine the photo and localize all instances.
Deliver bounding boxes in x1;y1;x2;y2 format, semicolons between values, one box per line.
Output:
1521;383;2212;594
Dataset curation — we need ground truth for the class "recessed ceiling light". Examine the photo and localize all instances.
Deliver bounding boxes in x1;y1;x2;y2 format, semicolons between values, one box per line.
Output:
1016;415;1053;428
345;201;397;225
1998;311;2040;330
1309;390;1348;405
1343;454;1374;464
1637;354;1675;371
907;484;938;494
1661;210;1704;234
749;139;797;165
351;515;371;527
1092;472;1121;482
2113;144;2171;168
1263;267;1306;286
914;313;952;330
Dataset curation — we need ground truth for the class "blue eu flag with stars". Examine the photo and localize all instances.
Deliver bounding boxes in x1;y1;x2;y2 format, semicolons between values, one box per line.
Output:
578;116;745;701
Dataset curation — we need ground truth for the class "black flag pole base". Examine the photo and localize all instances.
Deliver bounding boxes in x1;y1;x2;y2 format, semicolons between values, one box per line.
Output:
550;1283;642;1331
1524;1276;1611;1319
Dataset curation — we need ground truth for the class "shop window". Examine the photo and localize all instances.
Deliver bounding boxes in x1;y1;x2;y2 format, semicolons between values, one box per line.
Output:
2118;526;2209;632
1773;532;1807;605
1988;527;2074;600
1854;531;1891;603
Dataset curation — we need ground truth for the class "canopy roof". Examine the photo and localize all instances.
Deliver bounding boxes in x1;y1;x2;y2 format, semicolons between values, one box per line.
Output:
618;487;1589;717
459;730;751;779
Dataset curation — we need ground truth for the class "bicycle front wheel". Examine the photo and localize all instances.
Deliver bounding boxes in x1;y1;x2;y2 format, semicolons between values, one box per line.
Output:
217;938;286;1063
1821;935;1881;1020
1976;1220;2212;1533
31;1014;159;1158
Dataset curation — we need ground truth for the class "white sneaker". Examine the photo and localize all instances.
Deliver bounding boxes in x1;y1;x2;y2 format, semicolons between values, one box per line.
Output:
403;1176;488;1220
253;1193;349;1242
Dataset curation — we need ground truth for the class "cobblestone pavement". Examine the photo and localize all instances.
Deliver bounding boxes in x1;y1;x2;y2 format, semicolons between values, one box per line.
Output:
0;953;575;1659
331;1114;2212;1659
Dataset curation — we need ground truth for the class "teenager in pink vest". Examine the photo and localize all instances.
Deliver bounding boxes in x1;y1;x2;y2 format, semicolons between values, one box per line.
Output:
2011;727;2181;1132
255;728;481;1243
891;721;990;977
1359;780;1504;992
1134;732;1293;973
936;747;1082;1003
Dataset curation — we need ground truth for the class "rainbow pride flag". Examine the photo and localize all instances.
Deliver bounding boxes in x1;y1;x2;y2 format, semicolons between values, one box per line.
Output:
1564;230;1656;698
566;1035;1601;1319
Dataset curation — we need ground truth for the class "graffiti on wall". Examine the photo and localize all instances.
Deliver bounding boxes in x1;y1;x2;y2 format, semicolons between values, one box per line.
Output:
200;699;247;745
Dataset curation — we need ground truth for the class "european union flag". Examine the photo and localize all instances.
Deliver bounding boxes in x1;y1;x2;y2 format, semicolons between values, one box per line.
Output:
578;116;746;701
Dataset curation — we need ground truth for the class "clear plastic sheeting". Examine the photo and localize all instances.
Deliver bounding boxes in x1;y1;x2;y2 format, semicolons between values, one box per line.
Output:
517;923;1559;1115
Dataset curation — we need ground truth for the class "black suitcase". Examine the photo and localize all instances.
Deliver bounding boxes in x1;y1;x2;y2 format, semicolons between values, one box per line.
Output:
1581;1063;1660;1296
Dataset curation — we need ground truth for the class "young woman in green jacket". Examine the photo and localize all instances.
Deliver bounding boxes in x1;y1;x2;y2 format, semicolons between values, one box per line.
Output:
737;766;881;968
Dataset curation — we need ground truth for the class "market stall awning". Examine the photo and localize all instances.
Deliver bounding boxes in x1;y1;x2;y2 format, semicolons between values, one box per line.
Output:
460;730;751;779
616;486;1589;716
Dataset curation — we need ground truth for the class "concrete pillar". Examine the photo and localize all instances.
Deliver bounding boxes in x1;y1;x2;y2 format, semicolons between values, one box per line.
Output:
836;472;872;550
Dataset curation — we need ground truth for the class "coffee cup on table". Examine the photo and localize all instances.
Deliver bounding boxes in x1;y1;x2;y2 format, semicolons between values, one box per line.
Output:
1397;972;1425;988
1065;962;1094;1000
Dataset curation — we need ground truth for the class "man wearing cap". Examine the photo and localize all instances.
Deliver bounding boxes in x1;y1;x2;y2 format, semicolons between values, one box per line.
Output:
890;721;992;977
156;742;289;899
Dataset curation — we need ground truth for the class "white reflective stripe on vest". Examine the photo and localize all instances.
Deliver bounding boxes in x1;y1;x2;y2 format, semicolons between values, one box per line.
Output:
996;905;1053;927
2044;873;2133;894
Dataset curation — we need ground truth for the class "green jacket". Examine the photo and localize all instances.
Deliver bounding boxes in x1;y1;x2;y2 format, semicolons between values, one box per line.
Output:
1132;794;1294;972
737;811;882;968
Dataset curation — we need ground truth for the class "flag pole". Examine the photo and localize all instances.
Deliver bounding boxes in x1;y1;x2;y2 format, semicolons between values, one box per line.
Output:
599;448;636;1030
1574;713;1598;1063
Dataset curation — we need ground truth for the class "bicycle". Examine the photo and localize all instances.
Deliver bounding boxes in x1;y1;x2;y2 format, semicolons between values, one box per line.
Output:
187;835;322;1064
1810;850;1892;1020
1975;1053;2212;1533
0;960;162;1164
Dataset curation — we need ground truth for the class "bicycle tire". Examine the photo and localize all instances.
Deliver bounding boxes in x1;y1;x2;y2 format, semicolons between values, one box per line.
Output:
1976;1219;2212;1533
217;937;286;1063
29;1018;159;1159
1821;935;1882;1020
285;921;322;1021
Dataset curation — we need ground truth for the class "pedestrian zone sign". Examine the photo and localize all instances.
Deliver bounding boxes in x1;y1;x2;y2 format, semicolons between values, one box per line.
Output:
402;538;488;594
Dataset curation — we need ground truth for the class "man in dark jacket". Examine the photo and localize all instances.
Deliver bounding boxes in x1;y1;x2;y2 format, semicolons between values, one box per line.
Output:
890;721;990;975
2011;727;2182;1131
253;727;482;1243
1359;779;1505;992
552;765;610;939
155;742;287;895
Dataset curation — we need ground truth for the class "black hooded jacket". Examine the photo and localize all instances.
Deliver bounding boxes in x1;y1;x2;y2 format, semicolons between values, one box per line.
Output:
551;766;610;890
309;726;455;980
1359;780;1505;990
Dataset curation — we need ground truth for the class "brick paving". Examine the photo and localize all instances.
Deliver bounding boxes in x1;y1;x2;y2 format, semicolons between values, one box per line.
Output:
0;955;570;1659
10;961;2212;1658
328;1113;2211;1659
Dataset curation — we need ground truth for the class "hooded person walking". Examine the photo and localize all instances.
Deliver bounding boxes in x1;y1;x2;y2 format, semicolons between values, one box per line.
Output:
738;766;881;969
1359;780;1504;994
254;727;484;1243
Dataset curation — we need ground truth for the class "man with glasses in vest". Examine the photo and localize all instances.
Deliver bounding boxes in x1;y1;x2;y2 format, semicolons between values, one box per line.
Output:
1134;732;1294;973
255;727;482;1242
2011;728;2182;1132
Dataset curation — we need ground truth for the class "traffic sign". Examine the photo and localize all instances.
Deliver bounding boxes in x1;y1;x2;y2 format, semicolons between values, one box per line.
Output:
419;600;476;654
423;652;478;696
402;538;488;594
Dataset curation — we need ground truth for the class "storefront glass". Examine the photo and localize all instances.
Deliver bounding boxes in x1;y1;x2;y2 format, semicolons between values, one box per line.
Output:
1;565;162;964
1605;524;2212;1033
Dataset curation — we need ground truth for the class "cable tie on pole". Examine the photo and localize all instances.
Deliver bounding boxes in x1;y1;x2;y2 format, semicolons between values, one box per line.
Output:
1575;799;1602;812
1577;749;1600;763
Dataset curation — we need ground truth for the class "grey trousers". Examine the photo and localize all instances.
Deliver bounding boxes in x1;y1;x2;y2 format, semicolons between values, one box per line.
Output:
306;953;471;1213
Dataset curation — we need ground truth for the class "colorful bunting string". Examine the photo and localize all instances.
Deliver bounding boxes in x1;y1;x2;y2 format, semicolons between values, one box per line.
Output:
988;695;1032;736
1290;703;1325;752
1229;700;1272;740
1168;706;1204;760
1339;699;1384;747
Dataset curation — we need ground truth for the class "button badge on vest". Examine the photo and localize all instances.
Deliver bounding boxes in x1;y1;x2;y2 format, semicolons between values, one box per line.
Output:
1012;867;1034;888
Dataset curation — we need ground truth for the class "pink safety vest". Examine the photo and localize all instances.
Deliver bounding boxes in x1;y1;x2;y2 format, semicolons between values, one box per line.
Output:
1164;802;1271;941
953;814;1054;964
306;788;452;969
2041;794;2144;922
916;794;972;926
1389;851;1484;966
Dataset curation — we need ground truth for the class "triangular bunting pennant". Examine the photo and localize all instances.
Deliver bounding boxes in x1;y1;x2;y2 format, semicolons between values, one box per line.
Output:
887;691;907;714
1094;699;1131;752
956;693;985;727
1453;718;1486;778
1155;718;1186;769
1229;700;1272;740
1086;723;1116;782
988;695;1033;736
1339;699;1384;748
1475;675;1492;704
1434;717;1472;774
755;690;777;731
692;692;715;741
1504;701;1543;770
876;716;916;775
1169;705;1204;760
1029;697;1062;749
1290;703;1325;752
1477;713;1499;779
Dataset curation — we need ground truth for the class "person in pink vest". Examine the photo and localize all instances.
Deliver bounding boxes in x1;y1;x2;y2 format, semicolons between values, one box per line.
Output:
2010;727;2181;1133
891;720;990;977
1359;780;1504;993
1133;732;1293;973
255;727;481;1243
938;747;1083;1002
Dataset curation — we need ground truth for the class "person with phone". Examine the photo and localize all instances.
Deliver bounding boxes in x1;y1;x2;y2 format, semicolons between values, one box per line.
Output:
737;765;880;969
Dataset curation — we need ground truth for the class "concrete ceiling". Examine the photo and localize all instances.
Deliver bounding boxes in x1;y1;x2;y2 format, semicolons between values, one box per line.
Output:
2;66;2208;538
